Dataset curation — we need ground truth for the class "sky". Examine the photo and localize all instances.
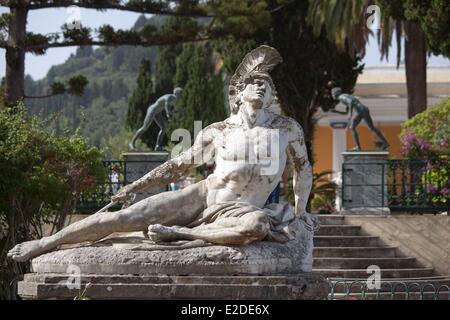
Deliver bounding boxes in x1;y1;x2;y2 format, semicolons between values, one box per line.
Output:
0;7;449;81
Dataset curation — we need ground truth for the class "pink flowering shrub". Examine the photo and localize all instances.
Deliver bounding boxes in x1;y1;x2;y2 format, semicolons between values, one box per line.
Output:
399;98;450;206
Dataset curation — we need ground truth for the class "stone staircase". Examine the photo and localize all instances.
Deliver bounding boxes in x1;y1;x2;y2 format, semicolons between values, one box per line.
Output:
313;215;436;279
313;215;450;299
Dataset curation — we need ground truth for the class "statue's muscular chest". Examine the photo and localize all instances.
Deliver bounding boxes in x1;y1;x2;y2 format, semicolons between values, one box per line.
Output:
215;126;286;161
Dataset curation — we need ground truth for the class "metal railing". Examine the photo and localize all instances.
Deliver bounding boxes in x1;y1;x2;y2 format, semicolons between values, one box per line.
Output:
327;278;450;300
342;156;450;213
76;160;126;211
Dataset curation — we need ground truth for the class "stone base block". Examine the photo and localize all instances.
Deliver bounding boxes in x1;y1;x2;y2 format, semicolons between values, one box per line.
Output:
18;273;329;300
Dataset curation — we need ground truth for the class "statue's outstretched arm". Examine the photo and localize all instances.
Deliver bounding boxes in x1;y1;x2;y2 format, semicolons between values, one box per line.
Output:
112;126;216;201
287;121;312;218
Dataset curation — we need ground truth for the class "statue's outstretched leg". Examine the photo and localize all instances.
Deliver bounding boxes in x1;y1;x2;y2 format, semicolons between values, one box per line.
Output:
364;116;389;150
349;114;362;151
129;109;155;150
147;211;269;245
7;181;207;262
154;113;166;151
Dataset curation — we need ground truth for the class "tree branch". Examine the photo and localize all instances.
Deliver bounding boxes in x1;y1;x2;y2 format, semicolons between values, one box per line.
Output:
26;34;221;52
26;0;226;18
24;93;57;99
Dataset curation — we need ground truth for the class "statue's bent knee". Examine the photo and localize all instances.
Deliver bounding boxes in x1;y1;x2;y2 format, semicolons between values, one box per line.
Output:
241;212;269;238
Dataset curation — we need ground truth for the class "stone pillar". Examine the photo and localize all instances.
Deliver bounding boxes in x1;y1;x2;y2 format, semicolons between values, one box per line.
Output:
340;151;390;215
332;128;347;211
122;152;169;202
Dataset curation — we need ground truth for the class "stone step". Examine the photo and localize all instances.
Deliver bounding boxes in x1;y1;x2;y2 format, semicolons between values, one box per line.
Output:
313;246;398;258
315;225;361;236
313;268;435;279
313;257;417;269
318;215;345;225
314;236;379;247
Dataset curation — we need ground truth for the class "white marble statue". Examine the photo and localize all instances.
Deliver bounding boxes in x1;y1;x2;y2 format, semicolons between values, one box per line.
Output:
8;45;316;262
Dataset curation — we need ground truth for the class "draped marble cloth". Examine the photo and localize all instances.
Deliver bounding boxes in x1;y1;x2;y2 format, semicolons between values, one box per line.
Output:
186;201;297;243
86;201;298;251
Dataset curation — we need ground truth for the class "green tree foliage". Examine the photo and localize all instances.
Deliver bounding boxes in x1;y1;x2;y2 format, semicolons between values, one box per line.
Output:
402;0;450;56
153;17;185;97
377;0;450;56
0;104;106;299
169;43;227;140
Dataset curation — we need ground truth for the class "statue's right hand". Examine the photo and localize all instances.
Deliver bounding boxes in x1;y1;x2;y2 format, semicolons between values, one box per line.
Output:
111;185;135;204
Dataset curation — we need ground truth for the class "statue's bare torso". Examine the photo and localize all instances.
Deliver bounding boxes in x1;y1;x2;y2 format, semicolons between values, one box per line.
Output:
205;112;292;208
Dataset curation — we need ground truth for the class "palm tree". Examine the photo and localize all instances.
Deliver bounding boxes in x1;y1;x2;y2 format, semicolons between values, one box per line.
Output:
307;0;427;118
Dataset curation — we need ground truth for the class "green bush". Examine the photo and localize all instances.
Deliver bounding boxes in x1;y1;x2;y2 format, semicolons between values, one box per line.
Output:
400;97;450;158
0;104;106;299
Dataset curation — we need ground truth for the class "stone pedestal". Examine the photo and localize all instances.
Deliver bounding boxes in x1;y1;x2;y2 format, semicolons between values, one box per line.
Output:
122;152;169;202
17;219;328;300
18;273;328;300
340;151;390;215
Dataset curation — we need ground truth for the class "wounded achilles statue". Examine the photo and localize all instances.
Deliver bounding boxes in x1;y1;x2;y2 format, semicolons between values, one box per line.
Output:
8;46;317;262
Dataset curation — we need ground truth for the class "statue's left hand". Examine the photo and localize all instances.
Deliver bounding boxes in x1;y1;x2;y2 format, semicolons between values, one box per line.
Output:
297;210;320;231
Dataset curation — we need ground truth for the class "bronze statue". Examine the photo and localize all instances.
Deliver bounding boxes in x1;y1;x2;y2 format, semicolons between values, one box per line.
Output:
129;87;183;151
330;87;389;151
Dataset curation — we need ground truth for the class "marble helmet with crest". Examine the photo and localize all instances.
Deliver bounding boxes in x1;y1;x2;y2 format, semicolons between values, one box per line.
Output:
228;45;283;114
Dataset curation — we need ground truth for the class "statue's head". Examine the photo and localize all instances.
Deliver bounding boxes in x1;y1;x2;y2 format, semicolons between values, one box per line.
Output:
173;87;182;98
240;74;274;109
331;87;342;100
229;46;282;115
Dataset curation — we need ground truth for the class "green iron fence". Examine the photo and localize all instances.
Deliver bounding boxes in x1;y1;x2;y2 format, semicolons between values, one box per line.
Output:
342;157;450;213
327;278;450;300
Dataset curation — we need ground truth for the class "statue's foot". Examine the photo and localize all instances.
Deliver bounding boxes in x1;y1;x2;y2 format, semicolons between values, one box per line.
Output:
7;240;48;262
128;143;137;151
350;146;361;152
147;224;185;243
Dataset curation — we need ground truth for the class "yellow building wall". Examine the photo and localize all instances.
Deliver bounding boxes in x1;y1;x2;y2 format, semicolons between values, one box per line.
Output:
312;124;403;174
312;126;333;174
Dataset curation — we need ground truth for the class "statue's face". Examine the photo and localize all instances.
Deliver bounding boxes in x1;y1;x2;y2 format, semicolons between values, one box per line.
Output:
241;78;272;110
239;78;272;123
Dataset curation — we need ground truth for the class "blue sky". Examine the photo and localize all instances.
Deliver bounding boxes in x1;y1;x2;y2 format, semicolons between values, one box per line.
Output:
0;7;449;80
